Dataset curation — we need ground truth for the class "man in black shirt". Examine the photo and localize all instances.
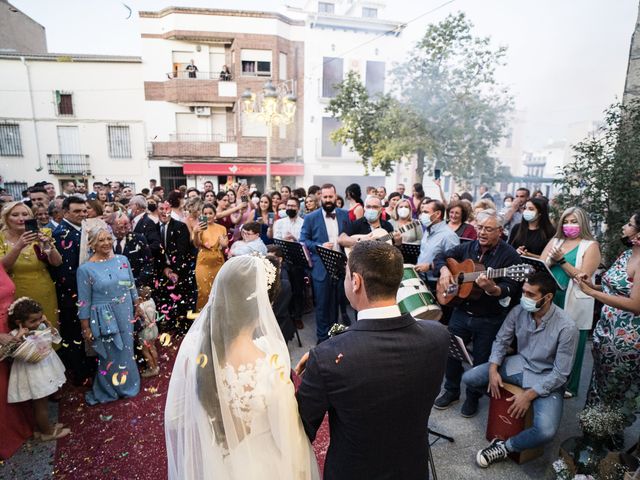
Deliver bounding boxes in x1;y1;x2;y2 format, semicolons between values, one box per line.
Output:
432;209;522;418
338;196;400;250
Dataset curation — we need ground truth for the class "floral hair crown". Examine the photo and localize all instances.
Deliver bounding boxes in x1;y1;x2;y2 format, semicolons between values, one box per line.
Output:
251;253;277;290
7;297;32;317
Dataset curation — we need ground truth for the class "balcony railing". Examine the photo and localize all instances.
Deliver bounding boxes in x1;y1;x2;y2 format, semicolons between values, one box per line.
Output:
167;70;233;81
168;133;235;142
47;154;91;175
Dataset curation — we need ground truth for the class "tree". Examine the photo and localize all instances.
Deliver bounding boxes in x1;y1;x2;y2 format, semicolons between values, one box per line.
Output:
555;101;640;265
393;12;513;183
326;13;512;183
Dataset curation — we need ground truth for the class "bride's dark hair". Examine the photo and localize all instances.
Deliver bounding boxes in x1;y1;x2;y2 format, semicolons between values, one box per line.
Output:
196;257;280;448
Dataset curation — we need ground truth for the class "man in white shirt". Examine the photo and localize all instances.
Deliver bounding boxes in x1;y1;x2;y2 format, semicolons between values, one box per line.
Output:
273;197;304;241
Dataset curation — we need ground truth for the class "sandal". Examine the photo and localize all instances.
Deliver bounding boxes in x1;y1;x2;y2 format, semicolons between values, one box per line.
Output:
39;425;71;442
34;423;65;439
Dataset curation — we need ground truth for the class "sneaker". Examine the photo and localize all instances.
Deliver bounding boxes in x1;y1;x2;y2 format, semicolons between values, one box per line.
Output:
434;390;460;410
476;439;508;468
461;396;479;418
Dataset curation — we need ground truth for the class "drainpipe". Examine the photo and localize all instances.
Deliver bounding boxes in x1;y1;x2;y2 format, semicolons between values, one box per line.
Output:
21;56;43;172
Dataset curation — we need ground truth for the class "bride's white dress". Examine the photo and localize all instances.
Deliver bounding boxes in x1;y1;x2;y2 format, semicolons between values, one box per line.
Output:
220;349;318;479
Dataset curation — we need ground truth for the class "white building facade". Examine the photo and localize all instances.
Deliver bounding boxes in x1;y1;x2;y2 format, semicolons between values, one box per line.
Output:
0;53;147;196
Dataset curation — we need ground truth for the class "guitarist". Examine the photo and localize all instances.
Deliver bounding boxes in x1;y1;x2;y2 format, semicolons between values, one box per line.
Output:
338;196;401;251
432;209;522;418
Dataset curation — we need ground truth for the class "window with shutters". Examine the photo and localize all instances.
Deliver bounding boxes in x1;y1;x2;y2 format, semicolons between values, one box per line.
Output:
0;124;23;156
322;117;341;157
241;49;272;77
362;7;378;18
322;57;343;98
108;126;132;158
55;91;74;116
318;2;335;14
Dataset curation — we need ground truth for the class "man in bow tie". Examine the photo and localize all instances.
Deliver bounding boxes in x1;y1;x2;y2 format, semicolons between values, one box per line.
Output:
300;184;351;343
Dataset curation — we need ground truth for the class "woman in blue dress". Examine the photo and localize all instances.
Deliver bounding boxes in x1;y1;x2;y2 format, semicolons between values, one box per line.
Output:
76;224;141;405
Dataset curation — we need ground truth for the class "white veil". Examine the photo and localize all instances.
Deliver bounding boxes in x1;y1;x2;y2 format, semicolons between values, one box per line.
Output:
165;255;318;480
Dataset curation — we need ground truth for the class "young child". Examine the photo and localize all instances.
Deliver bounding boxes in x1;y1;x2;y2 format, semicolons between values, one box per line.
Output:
7;297;70;441
138;286;159;378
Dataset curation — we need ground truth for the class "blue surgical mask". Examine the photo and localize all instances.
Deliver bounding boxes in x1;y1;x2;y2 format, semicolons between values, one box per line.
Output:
277;210;287;219
520;296;543;313
522;210;538;222
419;213;432;228
364;208;379;223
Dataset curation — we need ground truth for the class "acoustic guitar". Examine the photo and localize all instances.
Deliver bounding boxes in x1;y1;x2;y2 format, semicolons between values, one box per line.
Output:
435;258;533;306
344;220;421;257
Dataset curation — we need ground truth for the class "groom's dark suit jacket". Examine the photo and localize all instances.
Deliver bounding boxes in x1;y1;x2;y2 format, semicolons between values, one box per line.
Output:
296;313;449;480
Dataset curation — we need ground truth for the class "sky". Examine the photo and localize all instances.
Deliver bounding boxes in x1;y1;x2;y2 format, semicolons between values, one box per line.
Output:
10;0;639;150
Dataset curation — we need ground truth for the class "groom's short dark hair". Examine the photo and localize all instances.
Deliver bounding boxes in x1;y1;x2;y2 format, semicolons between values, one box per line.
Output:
348;241;403;301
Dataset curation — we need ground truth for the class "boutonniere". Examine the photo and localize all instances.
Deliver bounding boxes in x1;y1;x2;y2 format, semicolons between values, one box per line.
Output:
328;323;348;337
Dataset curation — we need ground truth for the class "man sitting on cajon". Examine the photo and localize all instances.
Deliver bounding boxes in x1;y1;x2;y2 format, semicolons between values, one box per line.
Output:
462;271;578;468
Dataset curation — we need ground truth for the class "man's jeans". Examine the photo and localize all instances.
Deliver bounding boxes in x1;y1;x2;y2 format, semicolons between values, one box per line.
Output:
444;309;505;400
462;362;564;452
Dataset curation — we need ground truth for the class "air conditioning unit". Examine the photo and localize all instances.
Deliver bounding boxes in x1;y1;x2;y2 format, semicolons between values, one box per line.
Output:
195;106;211;116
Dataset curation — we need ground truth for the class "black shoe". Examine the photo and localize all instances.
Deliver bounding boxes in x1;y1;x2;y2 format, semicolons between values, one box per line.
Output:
434;391;460;410
461;396;479;418
476;438;508;468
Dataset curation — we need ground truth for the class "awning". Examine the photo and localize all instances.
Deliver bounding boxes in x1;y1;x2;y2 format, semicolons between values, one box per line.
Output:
182;163;304;176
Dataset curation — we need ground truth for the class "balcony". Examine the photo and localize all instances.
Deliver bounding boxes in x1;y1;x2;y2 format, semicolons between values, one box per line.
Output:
47;154;91;175
145;78;237;103
150;134;237;159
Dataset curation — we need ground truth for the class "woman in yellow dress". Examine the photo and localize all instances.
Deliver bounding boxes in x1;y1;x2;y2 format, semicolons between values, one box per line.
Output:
0;202;62;331
193;203;229;311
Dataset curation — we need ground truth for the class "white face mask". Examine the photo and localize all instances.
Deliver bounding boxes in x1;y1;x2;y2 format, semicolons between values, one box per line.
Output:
522;210;538;222
504;201;512;209
397;207;411;219
419;213;432;227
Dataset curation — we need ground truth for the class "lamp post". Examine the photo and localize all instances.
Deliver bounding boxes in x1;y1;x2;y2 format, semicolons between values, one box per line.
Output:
241;80;297;192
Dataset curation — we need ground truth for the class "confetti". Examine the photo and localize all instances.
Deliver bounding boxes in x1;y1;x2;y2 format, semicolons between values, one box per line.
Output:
196;353;208;368
169;293;182;302
159;333;172;347
112;371;128;386
335;353;344;364
100;414;113;422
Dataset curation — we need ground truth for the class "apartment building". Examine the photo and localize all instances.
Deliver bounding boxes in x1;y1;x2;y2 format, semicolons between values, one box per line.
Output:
0;53;147;197
140;7;305;191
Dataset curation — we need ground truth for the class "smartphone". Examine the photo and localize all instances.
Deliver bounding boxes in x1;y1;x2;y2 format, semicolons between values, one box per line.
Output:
198;215;208;228
24;219;39;233
434;168;441;181
241;195;249;203
268;212;274;225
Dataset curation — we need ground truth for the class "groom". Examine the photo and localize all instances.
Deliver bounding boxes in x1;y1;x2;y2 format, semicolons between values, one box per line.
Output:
296;241;449;479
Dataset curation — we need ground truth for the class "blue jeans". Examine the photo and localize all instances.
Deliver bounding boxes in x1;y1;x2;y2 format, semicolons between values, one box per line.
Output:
444;309;505;400
462;362;564;452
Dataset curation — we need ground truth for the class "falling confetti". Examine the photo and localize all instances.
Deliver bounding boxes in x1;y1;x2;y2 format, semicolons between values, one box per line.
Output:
112;371;128;386
196;353;208;368
159;333;172;347
100;414;113;422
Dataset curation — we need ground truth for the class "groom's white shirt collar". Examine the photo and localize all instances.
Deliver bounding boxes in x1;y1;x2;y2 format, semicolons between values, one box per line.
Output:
357;305;401;321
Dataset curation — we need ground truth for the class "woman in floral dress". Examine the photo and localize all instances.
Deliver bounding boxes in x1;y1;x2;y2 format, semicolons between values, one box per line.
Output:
576;211;640;426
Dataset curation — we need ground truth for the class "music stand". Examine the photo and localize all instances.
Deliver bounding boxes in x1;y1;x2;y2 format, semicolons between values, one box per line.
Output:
316;246;347;281
520;255;565;290
400;243;421;265
273;239;312;269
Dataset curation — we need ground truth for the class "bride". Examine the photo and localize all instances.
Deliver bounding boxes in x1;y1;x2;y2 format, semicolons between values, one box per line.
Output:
165;255;319;479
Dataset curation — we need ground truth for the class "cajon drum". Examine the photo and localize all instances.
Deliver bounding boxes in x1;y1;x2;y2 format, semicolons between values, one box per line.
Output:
486;383;544;464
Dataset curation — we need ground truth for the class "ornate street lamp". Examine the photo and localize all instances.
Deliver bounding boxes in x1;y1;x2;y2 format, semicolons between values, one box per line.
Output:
240;80;297;192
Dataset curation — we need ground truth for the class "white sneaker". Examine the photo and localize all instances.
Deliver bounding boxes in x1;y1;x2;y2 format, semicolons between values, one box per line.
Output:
476;438;508;468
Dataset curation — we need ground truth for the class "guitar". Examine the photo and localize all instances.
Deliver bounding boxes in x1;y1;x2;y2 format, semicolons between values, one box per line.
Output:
435;258;534;306
344;220;421;257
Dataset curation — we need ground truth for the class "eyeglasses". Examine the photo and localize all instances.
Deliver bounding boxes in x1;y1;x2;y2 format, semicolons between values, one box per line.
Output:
476;225;500;233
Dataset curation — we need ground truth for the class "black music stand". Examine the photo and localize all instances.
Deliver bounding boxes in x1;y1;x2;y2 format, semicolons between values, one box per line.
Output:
316;246;348;330
400;243;421;265
271;239;307;347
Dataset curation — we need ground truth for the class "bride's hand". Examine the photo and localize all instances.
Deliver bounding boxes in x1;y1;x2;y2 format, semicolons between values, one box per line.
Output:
294;352;309;376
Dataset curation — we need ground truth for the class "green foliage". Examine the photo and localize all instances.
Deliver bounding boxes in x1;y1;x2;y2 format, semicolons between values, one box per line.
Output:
326;13;512;183
554;101;640;265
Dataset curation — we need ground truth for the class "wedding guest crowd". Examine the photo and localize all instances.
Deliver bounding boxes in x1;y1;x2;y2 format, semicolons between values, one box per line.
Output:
0;175;638;479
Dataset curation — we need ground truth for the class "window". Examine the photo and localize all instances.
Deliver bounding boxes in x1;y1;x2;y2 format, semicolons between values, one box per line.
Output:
322;57;343;98
365;61;385;96
322;117;341;157
362;7;378;18
55;91;73;116
318;2;334;14
2;181;27;200
0;124;22;156
108;126;132;158
241;49;272;77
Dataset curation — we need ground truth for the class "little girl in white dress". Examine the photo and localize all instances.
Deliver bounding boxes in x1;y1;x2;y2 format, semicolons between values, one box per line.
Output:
7;297;70;441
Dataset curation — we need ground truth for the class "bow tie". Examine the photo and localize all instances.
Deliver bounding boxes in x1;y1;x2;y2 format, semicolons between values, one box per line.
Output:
325;212;336;220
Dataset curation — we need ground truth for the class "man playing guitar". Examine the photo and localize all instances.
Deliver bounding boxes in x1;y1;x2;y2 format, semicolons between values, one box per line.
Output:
432;209;522;418
338;196;402;251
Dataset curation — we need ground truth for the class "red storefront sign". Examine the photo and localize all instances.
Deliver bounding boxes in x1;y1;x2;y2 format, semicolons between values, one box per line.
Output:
182;163;304;176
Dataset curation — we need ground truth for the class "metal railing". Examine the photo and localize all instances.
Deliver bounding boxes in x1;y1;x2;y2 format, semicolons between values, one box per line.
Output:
47;154;91;175
168;133;235;143
166;70;233;81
